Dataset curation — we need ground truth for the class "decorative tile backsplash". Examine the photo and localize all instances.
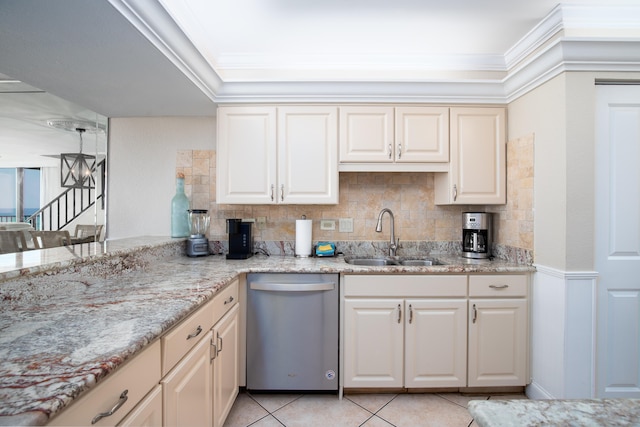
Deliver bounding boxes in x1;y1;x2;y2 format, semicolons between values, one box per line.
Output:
176;134;534;262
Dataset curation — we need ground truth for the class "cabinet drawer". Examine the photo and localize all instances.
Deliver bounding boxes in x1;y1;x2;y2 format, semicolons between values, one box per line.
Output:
162;297;216;376
344;275;467;297
469;275;528;297
212;279;239;325
48;340;161;427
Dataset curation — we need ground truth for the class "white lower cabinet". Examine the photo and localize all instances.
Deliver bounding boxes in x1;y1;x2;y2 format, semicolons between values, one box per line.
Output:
117;385;163;427
48;341;161;427
343;275;468;389
343;274;529;390
344;298;404;387
405;299;468;388
212;304;240;427
162;332;214;427
162;279;240;427
468;275;529;387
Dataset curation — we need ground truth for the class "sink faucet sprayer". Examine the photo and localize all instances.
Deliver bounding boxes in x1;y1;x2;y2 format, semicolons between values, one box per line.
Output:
375;208;400;256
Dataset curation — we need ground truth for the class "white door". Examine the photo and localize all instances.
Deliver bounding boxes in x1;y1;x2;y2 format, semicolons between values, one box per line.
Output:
467;299;528;387
216;107;277;204
212;304;239;427
339;106;394;163
343;298;404;388
404;299;467;388
395;107;449;163
278;106;338;204
595;84;640;398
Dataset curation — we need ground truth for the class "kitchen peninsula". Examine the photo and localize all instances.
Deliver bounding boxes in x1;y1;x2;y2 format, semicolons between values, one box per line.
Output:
0;237;533;426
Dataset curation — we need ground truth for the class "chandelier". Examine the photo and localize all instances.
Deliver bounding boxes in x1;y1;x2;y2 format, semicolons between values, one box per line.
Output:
60;127;96;188
47;119;105;189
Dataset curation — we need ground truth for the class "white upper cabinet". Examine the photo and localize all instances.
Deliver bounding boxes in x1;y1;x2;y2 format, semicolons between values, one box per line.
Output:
217;106;277;204
217;106;338;204
339;106;449;172
434;107;506;205
277;106;338;204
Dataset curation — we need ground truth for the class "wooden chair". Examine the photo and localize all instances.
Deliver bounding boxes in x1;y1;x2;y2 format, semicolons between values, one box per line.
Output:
29;230;71;249
73;224;103;244
0;230;29;253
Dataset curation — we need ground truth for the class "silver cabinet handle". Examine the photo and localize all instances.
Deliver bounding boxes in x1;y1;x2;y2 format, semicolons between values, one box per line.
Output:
472;304;477;324
210;338;217;362
280;184;284;202
408;304;413;324
270;184;274;201
453;184;457;202
91;390;128;424
224;296;234;305
489;284;509;289
397;144;402;159
397;304;402;323
187;325;202;340
217;333;223;355
388;144;392;159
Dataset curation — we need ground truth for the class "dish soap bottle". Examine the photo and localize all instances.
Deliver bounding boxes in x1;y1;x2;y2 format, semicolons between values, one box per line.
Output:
171;172;190;237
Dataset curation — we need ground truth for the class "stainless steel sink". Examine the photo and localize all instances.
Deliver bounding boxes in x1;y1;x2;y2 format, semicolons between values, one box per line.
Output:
344;257;443;266
399;259;438;266
345;258;398;266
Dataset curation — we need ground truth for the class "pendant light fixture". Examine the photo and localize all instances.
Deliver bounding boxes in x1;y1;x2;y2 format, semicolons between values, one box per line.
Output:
47;119;105;189
60;127;96;188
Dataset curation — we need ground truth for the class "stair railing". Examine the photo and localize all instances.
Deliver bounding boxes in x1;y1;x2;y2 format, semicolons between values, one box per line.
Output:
27;159;105;231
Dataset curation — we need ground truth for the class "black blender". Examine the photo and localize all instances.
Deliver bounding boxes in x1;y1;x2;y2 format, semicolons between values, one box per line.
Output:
186;209;210;257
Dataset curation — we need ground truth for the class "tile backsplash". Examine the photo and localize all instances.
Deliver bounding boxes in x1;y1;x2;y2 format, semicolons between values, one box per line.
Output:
176;134;534;261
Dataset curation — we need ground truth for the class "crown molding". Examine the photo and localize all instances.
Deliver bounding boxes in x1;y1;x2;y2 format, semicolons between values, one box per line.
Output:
118;2;640;105
107;0;223;101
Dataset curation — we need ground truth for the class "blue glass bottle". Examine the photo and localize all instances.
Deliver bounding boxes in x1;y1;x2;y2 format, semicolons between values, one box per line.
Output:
171;174;190;238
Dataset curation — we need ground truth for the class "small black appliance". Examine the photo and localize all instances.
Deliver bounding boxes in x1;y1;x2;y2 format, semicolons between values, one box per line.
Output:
226;219;253;259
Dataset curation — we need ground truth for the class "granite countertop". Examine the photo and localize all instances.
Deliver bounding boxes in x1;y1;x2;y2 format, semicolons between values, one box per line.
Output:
468;398;640;426
0;237;534;426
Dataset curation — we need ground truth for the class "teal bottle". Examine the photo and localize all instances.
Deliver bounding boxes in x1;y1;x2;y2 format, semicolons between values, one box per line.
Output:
171;175;190;238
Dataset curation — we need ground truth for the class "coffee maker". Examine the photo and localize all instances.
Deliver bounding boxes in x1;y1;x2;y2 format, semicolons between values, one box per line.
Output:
226;219;253;259
462;212;492;259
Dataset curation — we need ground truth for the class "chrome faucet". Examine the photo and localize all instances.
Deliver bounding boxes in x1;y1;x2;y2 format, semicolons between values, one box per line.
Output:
375;208;400;257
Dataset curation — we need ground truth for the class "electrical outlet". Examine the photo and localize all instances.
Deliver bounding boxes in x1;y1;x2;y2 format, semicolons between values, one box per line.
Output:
320;220;336;231
339;218;354;233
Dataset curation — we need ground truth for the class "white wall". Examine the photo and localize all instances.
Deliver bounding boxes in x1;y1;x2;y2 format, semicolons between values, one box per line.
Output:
107;116;216;239
509;74;567;270
509;71;640;399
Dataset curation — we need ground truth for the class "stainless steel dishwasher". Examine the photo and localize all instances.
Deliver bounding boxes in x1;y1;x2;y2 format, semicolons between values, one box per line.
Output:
246;273;339;391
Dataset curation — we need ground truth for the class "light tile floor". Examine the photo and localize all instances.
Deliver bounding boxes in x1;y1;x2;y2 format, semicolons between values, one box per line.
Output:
223;391;527;427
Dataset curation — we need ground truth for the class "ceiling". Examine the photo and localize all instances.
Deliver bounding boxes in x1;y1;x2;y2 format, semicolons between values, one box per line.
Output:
0;0;638;167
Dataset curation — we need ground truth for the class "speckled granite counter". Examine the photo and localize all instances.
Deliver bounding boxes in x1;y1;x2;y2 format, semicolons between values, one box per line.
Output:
0;237;534;426
468;398;640;426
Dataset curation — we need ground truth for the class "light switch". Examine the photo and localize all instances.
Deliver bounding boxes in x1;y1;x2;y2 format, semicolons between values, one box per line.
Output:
339;218;354;233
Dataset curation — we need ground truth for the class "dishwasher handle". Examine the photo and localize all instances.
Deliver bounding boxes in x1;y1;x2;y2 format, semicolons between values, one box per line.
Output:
250;282;335;292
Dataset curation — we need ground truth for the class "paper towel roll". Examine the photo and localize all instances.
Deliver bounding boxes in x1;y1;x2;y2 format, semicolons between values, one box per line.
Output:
295;219;312;257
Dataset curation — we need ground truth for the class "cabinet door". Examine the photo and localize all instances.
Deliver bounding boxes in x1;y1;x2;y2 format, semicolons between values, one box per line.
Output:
405;299;467;388
162;330;213;427
343;298;404;387
468;299;528;387
434;107;506;204
212;304;239;427
339;106;394;163
117;385;162;427
395;107;449;163
278;106;338;204
217;106;277;204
